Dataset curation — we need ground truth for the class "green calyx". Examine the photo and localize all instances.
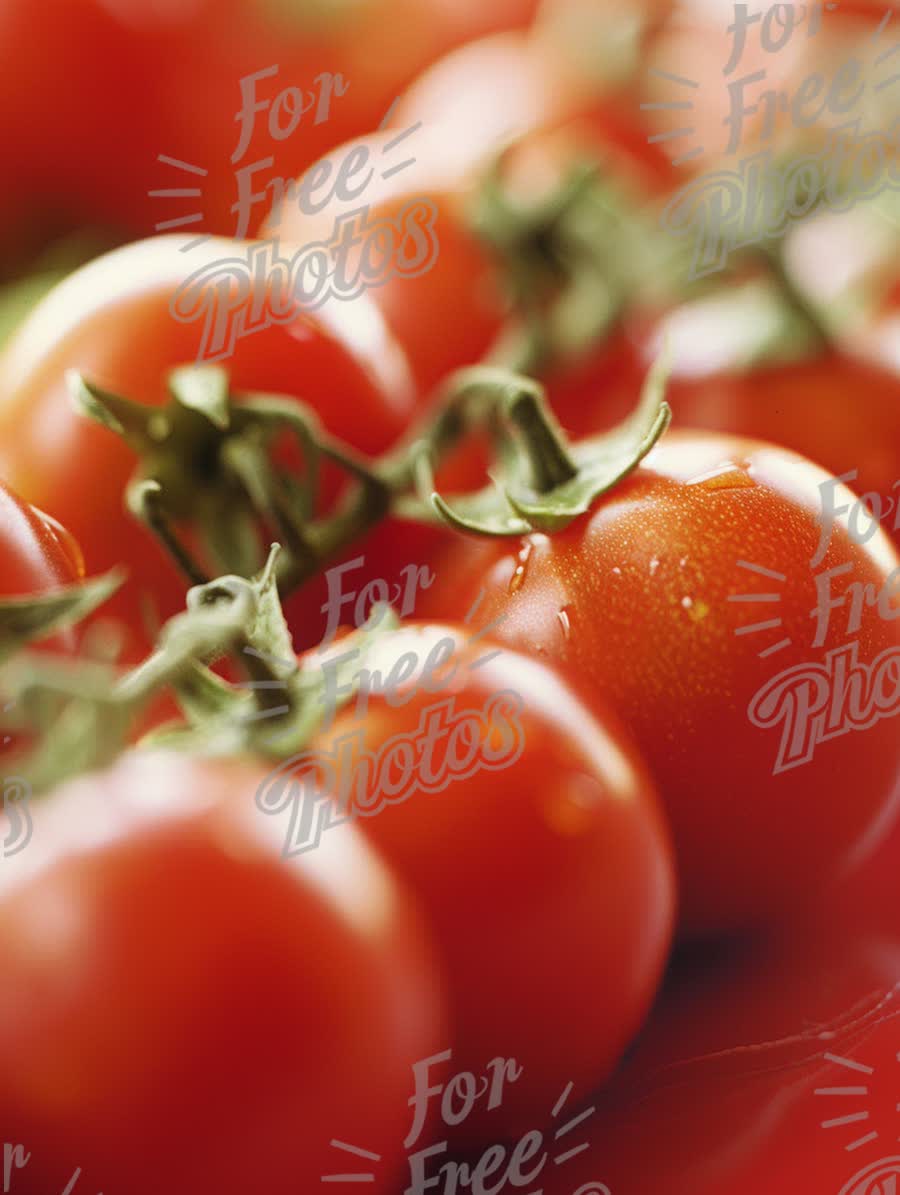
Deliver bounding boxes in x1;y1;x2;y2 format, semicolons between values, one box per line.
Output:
70;367;391;593
470;155;642;375
411;352;671;537
0;569;124;666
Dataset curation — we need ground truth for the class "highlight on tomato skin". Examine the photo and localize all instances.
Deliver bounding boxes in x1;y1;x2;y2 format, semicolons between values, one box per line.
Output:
0;480;88;670
419;432;900;935
0;481;84;601
661;353;900;552
0;750;448;1195
302;621;677;1146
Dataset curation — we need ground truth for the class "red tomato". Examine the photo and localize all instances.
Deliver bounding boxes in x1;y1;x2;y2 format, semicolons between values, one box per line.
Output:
282;516;455;653
291;623;675;1145
420;432;900;934
663;352;900;551
636;0;805;177
551;318;900;551
259;126;506;396
443;788;900;1194
1;0;543;252
762;0;900;158
0;234;417;660
392;25;678;197
261;13;679;398
0;480;84;602
0;749;446;1195
67;0;541;242
543;320;651;439
0;1;146;266
261;115;674;401
0;481;86;764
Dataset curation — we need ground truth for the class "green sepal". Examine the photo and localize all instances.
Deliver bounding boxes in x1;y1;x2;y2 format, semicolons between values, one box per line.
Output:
505;346;672;529
168;365;231;429
423;349;671;537
0;569;124;665
71;365;390;601
68;373;161;449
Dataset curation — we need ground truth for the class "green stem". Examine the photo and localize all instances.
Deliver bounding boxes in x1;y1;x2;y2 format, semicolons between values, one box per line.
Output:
505;389;578;492
752;241;831;351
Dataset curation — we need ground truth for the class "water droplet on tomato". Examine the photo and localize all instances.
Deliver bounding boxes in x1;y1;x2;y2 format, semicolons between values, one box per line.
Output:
508;542;534;594
557;608;571;639
690;465;755;492
681;596;710;623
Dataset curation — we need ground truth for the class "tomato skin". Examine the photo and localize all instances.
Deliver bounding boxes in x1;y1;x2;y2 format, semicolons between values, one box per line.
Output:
0;0;542;252
261;121;669;401
420;433;900;934
306;623;675;1145
64;0;541;242
0;1;147;267
528;893;900;1193
528;789;900;1195
260;127;507;397
393;27;678;197
0;482;85;760
0;481;84;601
550;334;900;551
282;516;456;653
0;235;417;659
0;750;446;1195
662;353;900;550
492;794;900;1193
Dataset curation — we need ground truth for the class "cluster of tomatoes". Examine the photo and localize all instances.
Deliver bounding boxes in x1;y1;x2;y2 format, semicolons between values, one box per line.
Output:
1;2;900;1193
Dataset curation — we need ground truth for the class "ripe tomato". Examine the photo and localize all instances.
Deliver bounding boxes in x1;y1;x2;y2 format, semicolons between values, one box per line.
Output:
262;115;673;401
636;0;805;177
282;516;455;654
260;126;507;396
0;480;84;603
759;0;900;161
509;777;900;1194
662;351;900;551
262;11;680;399
392;23;678;197
420;432;900;934
0;234;417;660
0;481;86;766
0;749;446;1195
553;314;900;551
290;623;675;1144
0;1;147;267
77;0;541;242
